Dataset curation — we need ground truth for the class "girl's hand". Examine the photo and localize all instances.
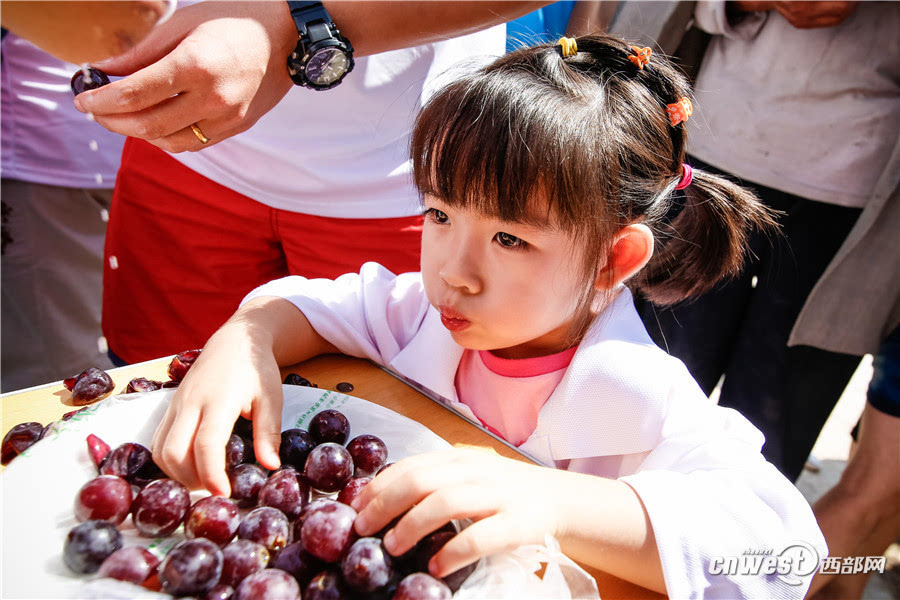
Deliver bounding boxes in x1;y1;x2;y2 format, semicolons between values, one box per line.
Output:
350;449;567;579
150;320;284;496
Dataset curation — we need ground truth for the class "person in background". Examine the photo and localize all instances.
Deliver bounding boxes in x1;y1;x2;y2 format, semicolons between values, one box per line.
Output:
69;1;547;366
635;1;900;483
1;33;125;391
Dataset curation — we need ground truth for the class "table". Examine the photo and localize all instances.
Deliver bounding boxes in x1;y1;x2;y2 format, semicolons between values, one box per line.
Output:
2;354;665;599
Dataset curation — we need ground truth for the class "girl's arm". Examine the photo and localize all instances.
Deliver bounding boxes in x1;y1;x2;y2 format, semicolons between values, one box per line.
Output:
351;450;667;594
151;296;337;496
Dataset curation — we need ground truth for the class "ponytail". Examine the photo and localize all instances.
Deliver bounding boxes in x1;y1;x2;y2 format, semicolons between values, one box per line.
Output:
633;168;779;305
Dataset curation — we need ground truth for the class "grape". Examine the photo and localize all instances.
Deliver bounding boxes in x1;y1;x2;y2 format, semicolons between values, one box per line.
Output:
185;496;241;546
63;520;123;574
299;499;358;563
219;539;270;588
232;416;253;439
86;433;111;469
336;476;371;506
225;434;249;469
97;546;160;584
283;373;317;387
346;435;388;477
234;568;300;600
1;422;43;465
167;349;201;381
205;584;235;600
100;442;164;486
393;572;452;599
158;538;224;597
125;377;163;393
70;67;110;96
309;409;350;445
132;478;191;537
258;466;309;520
74;475;132;524
409;530;475;592
304;569;350;600
237;506;290;553
39;421;57;440
342;537;394;593
228;463;267;508
304;442;354;493
279;428;316;470
272;541;325;589
71;367;115;405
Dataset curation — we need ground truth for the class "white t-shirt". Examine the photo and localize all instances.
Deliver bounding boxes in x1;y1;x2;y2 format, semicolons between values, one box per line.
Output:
172;27;506;218
0;34;125;189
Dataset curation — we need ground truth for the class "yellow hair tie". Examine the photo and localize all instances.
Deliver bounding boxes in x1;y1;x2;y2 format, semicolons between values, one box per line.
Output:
557;37;578;58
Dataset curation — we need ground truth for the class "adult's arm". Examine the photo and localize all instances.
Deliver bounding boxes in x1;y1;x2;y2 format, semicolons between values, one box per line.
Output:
0;0;170;64
72;1;549;153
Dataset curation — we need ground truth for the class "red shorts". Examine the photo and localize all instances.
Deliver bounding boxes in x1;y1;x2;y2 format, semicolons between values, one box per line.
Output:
103;138;423;363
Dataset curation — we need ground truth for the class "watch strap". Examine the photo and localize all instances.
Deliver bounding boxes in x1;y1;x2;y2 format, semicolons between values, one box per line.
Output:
286;1;330;39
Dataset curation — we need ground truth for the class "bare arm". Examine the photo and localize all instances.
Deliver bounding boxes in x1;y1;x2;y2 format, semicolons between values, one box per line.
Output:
72;1;550;153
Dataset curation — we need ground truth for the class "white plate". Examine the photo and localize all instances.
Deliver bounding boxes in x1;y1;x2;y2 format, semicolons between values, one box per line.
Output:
0;385;451;599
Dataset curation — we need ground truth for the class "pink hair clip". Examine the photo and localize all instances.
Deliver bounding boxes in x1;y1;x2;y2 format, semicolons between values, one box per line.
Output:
675;163;693;190
666;97;693;127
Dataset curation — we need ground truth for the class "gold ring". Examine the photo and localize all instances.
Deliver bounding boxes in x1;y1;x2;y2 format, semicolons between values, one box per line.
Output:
190;123;210;144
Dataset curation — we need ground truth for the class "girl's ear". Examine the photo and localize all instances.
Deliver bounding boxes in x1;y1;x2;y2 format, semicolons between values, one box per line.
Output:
595;224;654;290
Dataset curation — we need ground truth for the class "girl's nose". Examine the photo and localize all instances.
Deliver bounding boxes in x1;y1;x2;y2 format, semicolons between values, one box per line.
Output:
439;247;482;295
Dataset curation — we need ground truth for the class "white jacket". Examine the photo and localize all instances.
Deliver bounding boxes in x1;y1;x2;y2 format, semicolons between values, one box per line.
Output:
245;263;826;598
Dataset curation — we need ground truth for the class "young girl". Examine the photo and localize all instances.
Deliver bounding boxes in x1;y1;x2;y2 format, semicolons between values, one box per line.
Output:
152;34;825;598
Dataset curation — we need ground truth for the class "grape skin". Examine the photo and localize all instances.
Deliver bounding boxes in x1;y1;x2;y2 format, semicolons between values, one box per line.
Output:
63;520;123;574
394;572;452;599
228;463;267;508
74;475;133;525
158;538;224;597
131;478;191;538
258;466;309;520
97;546;160;584
304;442;354;493
309;409;351;445
346;434;388;477
237;506;290;553
219;539;270;588
234;568;300;600
299;499;358;563
185;496;241;546
341;537;394;593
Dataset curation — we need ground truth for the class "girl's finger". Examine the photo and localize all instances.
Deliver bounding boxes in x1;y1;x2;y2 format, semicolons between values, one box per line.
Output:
194;404;241;496
250;388;285;472
154;404;202;489
352;449;460;513
150;401;176;456
384;483;500;556
429;513;531;579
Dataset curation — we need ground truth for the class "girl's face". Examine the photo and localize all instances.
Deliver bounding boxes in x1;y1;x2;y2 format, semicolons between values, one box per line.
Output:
421;195;589;359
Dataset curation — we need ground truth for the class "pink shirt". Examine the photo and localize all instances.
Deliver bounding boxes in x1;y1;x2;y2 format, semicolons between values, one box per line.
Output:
454;347;577;446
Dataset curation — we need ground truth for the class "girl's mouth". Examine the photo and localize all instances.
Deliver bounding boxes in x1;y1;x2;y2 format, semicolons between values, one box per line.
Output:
439;306;471;332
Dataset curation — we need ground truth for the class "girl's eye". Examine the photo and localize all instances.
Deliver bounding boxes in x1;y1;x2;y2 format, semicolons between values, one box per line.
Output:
425;208;449;224
495;231;526;249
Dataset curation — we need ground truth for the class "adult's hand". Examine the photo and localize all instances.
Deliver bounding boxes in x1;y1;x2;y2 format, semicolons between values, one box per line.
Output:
733;1;858;29
0;0;169;64
72;1;298;153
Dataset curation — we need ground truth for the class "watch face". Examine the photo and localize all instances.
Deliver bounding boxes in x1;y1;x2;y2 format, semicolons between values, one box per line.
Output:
307;47;349;86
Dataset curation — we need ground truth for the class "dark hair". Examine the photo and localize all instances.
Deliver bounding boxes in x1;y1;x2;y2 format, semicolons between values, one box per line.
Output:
411;34;776;340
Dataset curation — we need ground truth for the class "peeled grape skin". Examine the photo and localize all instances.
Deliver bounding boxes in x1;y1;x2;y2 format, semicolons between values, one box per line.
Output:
1;421;43;465
158;538;224;597
74;475;133;524
131;478;191;538
97;546;160;585
393;572;452;599
185;496;241;546
124;377;163;393
309;409;351;445
167;349;201;381
63;520;123;574
71;367;115;405
234;568;300;600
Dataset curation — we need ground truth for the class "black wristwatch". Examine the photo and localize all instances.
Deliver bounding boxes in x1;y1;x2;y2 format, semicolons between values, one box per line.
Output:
285;1;354;91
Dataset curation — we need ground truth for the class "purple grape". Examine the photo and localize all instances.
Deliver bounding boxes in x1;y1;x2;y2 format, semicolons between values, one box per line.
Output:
346;435;388;477
309;409;350;445
1;422;43;465
237;507;290;553
342;537;395;593
185;496;241;546
70;68;110;96
234;568;300;600
205;584;235;600
159;538;224;597
394;572;452;599
131;478;190;537
71;367;115;405
225;434;249;469
219;539;270;588
337;476;371;506
272;541;325;589
280;428;316;470
409;530;475;592
283;373;317;387
63;520;123;574
125;377;163;393
97;546;160;584
299;499;358;563
304;442;354;493
74;475;132;524
228;463;267;508
304;569;350;600
232;416;253;439
100;442;164;486
258;466;309;520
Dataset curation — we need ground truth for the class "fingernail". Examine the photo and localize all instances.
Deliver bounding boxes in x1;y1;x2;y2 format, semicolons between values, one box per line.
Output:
383;530;397;553
354;514;368;534
73;97;85;112
428;557;441;577
93;57;113;67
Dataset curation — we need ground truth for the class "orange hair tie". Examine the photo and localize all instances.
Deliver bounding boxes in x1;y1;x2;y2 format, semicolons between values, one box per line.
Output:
628;46;652;69
666;97;693;127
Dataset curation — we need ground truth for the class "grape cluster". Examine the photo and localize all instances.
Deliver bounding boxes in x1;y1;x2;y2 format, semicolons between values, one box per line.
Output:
57;399;462;599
